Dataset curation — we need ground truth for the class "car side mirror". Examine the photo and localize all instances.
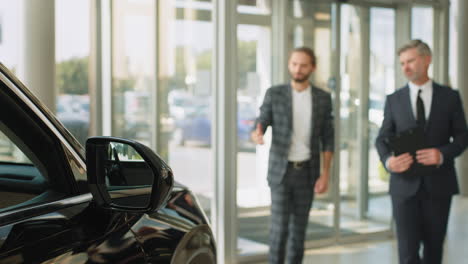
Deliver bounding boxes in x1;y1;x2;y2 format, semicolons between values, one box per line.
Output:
86;136;174;212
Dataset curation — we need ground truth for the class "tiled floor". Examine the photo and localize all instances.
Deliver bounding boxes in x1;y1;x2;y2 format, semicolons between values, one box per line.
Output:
250;195;468;264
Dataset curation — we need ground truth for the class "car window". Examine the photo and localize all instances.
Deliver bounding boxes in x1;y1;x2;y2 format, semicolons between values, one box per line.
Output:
0;131;32;164
0;128;48;212
0;82;75;214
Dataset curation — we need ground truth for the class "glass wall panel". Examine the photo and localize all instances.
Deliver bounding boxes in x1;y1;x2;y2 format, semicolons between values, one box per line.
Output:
0;2;21;72
411;6;434;49
411;6;434;77
339;4;362;235
158;1;214;217
112;0;156;147
367;7;395;227
236;24;271;256
0;0;24;167
339;4;394;236
288;0;336;244
55;0;91;146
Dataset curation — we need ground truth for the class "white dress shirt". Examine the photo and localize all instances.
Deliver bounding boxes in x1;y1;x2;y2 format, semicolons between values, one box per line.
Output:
409;80;432;121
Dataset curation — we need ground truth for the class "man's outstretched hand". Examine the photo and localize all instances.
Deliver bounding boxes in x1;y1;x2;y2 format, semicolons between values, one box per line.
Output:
251;123;265;145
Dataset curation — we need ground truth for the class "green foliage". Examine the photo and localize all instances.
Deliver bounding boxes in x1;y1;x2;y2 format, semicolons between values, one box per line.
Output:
170;41;257;90
238;41;257;89
56;57;89;95
169;46;188;89
378;161;389;182
196;50;212;70
238;40;257;73
196;41;257;72
195;41;257;74
113;78;137;93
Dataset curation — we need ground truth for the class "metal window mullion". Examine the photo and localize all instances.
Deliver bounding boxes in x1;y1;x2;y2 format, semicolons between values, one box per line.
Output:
357;6;370;220
331;2;342;242
456;0;468;196
101;0;112;136
212;0;238;263
432;0;449;85
22;0;55;111
152;1;160;152
272;0;287;84
89;0;103;137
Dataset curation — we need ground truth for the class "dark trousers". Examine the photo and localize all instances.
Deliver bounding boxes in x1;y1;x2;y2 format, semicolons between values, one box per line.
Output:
391;188;452;264
269;163;315;264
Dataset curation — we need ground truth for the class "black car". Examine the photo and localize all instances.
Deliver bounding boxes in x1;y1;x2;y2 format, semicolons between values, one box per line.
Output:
0;63;216;263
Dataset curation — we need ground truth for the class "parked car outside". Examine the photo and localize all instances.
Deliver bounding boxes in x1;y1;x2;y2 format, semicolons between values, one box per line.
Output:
56;94;90;146
173;100;256;151
168;89;200;122
0;63;216;263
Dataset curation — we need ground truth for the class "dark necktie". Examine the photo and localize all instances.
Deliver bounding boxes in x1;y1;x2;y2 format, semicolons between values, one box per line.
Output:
416;89;426;128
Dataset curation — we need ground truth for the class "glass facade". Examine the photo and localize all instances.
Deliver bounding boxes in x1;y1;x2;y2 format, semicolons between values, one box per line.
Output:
236;23;271;255
111;0;156;147
411;6;434;78
338;4;395;237
339;4;369;235
368;6;395;226
0;0;447;261
55;0;91;146
0;2;21;72
158;0;214;218
412;6;434;50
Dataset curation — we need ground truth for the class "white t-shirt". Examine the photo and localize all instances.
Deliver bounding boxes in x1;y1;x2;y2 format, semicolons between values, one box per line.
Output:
288;85;312;162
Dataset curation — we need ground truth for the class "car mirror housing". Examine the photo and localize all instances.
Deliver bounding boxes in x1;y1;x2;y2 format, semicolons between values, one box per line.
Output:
86;136;174;212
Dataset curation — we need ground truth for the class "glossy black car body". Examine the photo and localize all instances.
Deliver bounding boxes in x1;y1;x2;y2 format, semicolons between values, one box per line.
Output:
0;63;216;263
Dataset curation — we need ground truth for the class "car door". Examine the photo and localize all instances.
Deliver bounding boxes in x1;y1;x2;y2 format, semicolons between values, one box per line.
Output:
0;69;146;263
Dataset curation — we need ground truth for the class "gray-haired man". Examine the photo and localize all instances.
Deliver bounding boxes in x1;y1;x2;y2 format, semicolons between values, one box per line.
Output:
376;39;468;264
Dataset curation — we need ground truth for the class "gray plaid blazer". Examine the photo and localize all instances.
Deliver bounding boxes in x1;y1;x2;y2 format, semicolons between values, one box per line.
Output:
256;83;334;186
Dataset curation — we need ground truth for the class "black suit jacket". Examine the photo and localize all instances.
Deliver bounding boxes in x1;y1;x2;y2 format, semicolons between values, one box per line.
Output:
375;82;468;198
